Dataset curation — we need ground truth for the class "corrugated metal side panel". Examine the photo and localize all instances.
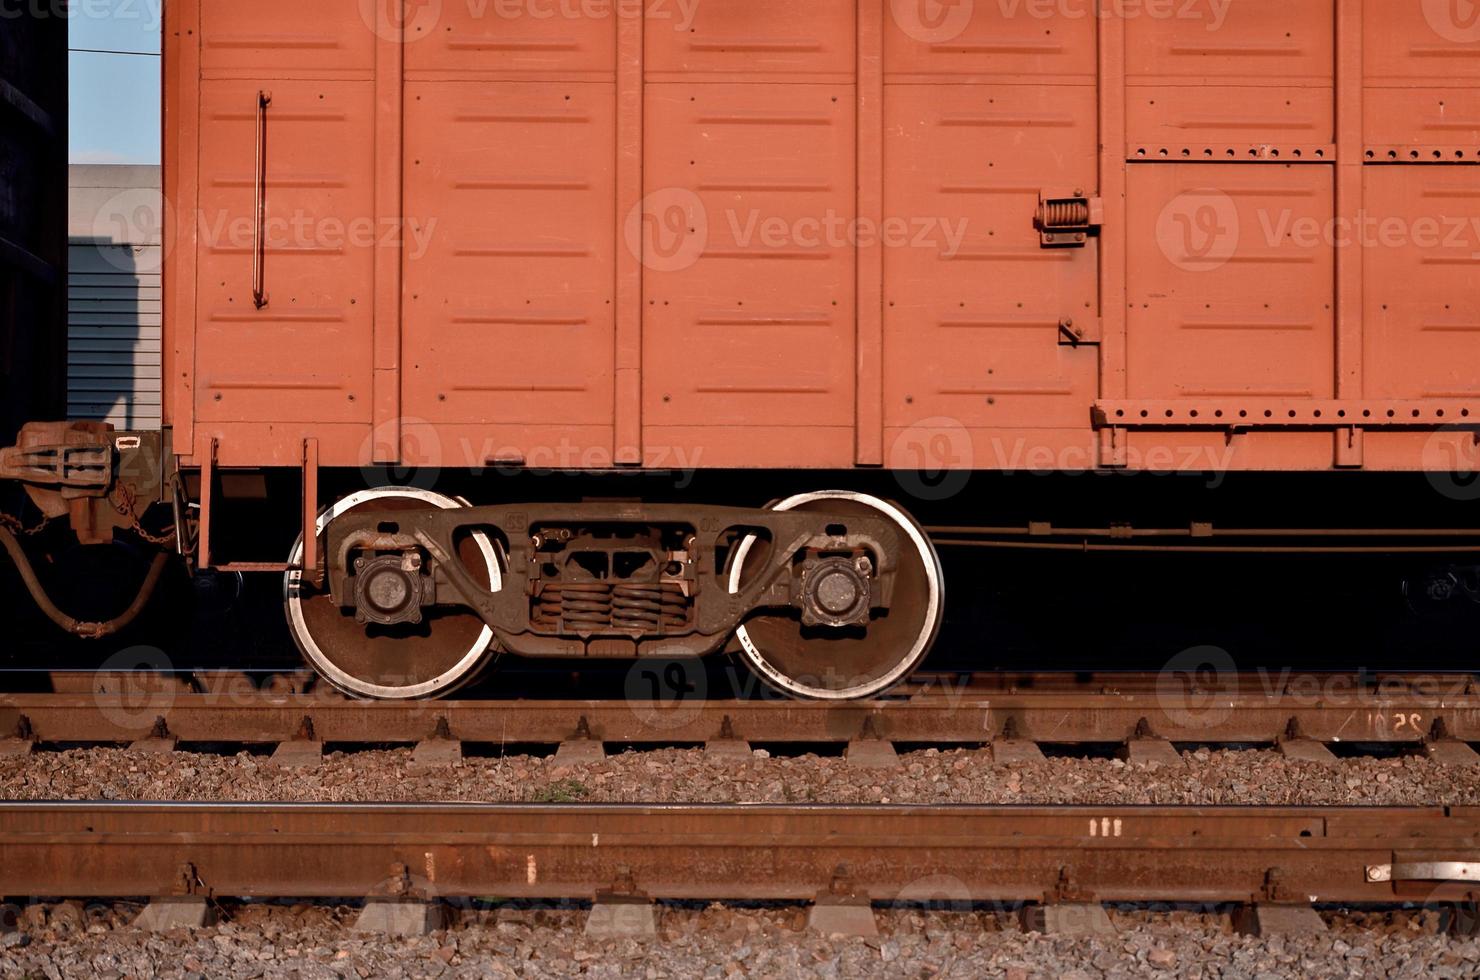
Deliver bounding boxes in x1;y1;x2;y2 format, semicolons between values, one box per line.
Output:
67;244;163;429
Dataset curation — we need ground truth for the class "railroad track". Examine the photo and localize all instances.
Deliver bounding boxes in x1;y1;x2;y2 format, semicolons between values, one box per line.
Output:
3;672;1479;765
0;803;1477;932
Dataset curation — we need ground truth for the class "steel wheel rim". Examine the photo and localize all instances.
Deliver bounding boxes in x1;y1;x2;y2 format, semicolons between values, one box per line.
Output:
284;487;501;700
727;491;944;701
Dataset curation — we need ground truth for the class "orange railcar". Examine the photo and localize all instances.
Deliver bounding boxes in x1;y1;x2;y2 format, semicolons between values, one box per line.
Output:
7;1;1480;699
161;0;1480;475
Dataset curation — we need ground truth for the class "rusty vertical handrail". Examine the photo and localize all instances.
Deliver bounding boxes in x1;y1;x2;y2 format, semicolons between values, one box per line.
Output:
252;90;271;310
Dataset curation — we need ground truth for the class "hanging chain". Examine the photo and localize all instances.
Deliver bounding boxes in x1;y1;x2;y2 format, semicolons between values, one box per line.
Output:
0;510;52;537
110;483;178;547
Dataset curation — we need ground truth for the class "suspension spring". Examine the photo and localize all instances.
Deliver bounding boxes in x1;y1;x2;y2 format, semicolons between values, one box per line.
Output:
536;582;613;632
611;583;689;633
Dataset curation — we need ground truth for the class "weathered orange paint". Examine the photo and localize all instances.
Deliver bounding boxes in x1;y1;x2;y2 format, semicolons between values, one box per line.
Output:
163;0;1480;474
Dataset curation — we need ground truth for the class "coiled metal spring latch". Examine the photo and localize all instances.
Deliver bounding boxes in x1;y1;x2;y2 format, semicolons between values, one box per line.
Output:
1036;191;1103;248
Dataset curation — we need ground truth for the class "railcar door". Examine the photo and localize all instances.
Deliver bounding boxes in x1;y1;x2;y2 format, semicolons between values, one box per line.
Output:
881;1;1103;473
184;0;380;461
639;1;863;469
399;4;620;470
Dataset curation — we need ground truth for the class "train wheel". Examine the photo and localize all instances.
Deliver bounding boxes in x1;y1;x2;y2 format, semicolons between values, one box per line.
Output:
284;488;502;700
727;491;944;700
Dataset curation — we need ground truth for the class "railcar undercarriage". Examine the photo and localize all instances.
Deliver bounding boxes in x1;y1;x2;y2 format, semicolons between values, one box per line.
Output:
10;422;1480;702
287;487;944;701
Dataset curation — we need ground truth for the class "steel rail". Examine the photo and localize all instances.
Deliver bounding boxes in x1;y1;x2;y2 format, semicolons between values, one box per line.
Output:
4;679;1480;747
0;803;1477;904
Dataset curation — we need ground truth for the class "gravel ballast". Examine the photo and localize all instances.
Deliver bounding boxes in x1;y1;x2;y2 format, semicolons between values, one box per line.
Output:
1;745;1477;805
8;746;1478;976
3;903;1478;980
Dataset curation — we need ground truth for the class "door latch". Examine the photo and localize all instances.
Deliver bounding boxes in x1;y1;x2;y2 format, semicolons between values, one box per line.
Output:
1036;190;1103;248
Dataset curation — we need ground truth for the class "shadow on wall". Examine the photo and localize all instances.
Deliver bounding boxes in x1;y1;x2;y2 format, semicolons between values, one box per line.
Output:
68;165;163;431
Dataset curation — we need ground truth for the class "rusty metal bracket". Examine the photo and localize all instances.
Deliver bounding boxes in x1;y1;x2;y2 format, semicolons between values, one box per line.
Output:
1131;143;1335;163
1368;860;1480;884
371;862;429;901
1036;190;1102;248
173;862;203;898
198;439;217;569
1057;316;1102;346
1261;868;1293;903
1051;868;1091;904
823;866;866;903
602;866;643;900
1367;145;1480;165
0;441;110;491
195;437;315;575
11;715;34;744
302;437;320;587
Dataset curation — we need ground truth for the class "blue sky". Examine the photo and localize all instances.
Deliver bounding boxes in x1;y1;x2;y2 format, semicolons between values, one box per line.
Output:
70;1;162;164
